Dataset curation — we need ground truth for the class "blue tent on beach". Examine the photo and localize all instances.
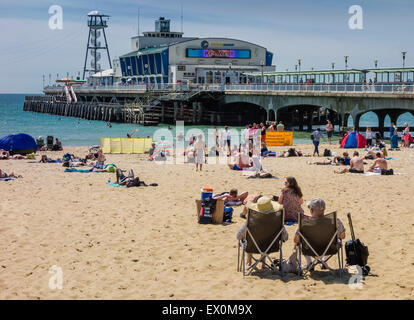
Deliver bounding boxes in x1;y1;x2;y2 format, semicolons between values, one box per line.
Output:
0;133;37;155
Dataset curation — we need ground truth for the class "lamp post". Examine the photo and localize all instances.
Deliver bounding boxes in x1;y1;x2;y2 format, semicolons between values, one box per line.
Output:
42;75;45;89
402;51;407;69
331;62;335;70
260;60;264;84
374;60;378;69
344;56;349;72
48;74;51;85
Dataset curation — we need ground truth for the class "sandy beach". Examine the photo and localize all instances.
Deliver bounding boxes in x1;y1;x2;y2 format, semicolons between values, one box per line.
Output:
1;143;414;300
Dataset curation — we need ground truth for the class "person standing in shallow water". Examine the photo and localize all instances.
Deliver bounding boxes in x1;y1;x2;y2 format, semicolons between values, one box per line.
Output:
326;120;334;145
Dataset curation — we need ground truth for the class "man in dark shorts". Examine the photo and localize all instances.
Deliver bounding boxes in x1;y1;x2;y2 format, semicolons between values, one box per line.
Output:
326;120;334;145
334;151;364;174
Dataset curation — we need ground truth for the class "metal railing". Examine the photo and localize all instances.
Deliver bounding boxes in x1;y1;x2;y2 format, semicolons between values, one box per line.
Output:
43;83;414;94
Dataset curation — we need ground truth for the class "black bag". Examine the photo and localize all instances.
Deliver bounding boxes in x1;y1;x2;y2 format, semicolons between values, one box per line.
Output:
323;149;332;157
126;177;140;188
381;168;394;175
346;212;370;275
310;134;314;140
345;239;369;266
198;199;216;224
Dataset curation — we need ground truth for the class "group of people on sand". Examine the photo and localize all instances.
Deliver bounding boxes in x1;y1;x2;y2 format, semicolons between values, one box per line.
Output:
308;149;390;174
230;177;346;270
0;150;28;160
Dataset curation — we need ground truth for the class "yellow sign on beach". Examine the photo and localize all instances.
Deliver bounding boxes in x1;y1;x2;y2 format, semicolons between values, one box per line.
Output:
100;138;152;154
265;132;293;146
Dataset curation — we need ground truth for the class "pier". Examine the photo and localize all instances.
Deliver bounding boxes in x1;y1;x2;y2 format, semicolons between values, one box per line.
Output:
23;82;414;136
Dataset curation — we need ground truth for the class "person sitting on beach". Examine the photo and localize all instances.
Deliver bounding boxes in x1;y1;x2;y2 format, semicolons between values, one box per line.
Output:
277;176;304;222
237;196;288;268
228;148;251;170
214;188;248;204
334;151;364;174
368;153;388;173
116;168;157;187
91;150;106;170
0;168;22;178
36;136;45;151
52;138;62;151
293;198;345;270
239;194;263;219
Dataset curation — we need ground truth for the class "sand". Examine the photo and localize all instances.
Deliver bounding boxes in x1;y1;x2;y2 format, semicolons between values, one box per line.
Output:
1;143;414;300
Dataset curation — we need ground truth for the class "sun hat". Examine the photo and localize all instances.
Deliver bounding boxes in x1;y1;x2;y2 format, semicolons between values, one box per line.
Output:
307;198;326;211
246;196;281;214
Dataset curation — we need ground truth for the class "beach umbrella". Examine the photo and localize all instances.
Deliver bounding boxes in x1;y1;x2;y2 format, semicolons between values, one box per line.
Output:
0;133;37;155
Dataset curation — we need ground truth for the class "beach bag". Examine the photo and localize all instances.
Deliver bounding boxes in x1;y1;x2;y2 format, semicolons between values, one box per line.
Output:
279;249;299;274
345;239;369;267
381;169;394;175
199;198;216;224
288;148;297;157
323;149;332;157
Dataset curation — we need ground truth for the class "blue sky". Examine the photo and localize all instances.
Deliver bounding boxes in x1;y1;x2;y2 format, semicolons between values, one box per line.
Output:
0;0;413;92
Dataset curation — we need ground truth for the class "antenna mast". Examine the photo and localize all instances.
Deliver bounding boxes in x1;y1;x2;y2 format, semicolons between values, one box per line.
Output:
181;3;183;33
138;8;140;36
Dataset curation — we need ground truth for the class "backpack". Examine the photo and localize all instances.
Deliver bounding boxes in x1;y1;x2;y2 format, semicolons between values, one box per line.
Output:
323;149;332;157
198;198;216;224
381;168;394;175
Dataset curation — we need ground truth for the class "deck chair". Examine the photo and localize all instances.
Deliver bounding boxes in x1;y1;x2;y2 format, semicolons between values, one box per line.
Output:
237;208;285;276
46;136;54;151
296;211;344;278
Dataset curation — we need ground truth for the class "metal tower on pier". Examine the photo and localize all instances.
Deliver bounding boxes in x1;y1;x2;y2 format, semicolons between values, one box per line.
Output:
82;11;112;79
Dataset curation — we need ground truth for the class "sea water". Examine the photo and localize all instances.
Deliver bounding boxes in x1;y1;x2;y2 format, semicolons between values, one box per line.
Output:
1;94;413;146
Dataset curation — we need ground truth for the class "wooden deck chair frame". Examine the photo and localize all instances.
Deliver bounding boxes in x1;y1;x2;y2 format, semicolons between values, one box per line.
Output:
296;211;344;278
237;208;285;277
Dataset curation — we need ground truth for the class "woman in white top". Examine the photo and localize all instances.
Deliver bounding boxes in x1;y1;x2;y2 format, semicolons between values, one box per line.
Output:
194;134;206;171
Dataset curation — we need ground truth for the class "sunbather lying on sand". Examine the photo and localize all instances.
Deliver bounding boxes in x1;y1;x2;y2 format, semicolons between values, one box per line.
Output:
0;150;27;160
0;168;22;178
115;168;157;187
213;188;248;204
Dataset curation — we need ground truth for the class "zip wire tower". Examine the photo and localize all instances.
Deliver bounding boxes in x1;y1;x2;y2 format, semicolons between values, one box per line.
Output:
82;11;112;79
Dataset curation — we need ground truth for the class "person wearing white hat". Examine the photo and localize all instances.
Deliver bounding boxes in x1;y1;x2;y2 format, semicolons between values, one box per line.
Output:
293;198;346;270
236;196;288;268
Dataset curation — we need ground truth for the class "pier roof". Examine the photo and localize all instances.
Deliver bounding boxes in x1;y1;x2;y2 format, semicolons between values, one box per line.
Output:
246;69;365;76
120;46;168;58
365;67;414;73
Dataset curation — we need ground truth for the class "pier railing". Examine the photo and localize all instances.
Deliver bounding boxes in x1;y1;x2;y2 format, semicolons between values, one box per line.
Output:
44;83;414;95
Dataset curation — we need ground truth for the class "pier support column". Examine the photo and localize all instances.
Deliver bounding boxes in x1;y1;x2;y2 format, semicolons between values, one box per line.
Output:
298;109;304;131
307;110;313;132
161;103;165;123
173;102;178;122
197;102;203;123
354;113;362;132
192;102;197;124
375;110;387;138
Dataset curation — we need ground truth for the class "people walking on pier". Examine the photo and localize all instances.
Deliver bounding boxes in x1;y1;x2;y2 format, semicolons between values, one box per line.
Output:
311;128;324;156
326;120;334;145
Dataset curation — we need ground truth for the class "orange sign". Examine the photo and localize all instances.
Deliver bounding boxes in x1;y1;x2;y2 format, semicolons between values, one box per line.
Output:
266;132;293;146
